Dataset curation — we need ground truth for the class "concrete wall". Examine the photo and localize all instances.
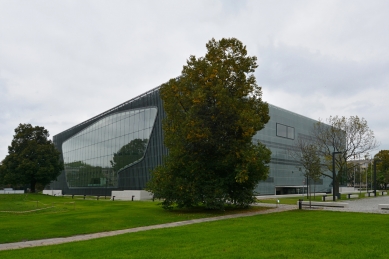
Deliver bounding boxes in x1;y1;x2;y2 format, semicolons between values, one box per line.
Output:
42;190;63;196
111;190;153;200
0;189;24;194
339;187;357;193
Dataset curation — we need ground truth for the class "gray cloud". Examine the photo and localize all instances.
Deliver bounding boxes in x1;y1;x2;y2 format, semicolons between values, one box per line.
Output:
1;0;389;160
257;43;389;96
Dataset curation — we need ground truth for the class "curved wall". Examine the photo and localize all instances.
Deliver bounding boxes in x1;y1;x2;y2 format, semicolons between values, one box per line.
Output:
50;87;167;195
62;107;157;189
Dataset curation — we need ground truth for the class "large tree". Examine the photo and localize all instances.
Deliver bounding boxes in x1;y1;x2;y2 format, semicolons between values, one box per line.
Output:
147;38;271;210
312;116;379;194
0;124;63;192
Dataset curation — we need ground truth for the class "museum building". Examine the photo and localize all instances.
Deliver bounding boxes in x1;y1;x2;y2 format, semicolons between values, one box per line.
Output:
48;86;332;196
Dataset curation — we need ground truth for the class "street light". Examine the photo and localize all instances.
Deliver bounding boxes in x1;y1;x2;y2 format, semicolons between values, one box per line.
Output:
332;151;342;201
373;159;382;196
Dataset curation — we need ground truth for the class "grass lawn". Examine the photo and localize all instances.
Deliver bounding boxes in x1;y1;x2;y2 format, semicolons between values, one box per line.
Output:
0;210;388;258
0;193;267;244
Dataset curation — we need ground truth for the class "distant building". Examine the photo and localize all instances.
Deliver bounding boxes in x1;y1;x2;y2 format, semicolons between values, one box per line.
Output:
48;86;332;196
348;158;373;189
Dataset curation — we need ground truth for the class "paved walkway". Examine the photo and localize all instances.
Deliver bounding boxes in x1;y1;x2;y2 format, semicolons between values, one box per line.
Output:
320;195;389;214
0;204;295;251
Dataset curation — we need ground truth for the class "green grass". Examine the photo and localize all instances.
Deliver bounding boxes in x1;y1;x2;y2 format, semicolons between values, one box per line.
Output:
0;193;266;244
1;210;388;258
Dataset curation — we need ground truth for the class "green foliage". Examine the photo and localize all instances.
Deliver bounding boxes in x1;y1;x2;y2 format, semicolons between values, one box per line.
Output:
300;145;322;181
0;124;63;192
147;38;271;210
374;150;389;189
292;138;323;182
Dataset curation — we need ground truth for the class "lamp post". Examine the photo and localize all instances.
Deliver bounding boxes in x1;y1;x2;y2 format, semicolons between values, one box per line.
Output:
306;176;309;199
332;151;342;201
374;159;382;196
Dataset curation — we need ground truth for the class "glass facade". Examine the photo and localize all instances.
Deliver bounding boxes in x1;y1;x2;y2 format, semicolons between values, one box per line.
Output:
62;108;157;189
49;86;332;196
50;87;167;196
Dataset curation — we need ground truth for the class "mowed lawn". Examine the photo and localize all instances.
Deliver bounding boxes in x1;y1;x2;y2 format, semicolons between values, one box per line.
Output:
1;210;388;258
0;193;266;244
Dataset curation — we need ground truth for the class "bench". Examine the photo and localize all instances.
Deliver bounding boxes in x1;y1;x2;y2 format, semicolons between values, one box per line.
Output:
298;201;348;208
322;195;337;201
346;194;359;199
378;204;389;210
365;191;375;197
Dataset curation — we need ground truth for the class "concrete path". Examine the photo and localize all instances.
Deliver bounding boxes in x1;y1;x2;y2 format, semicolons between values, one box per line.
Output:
0;204;295;251
320;195;389;214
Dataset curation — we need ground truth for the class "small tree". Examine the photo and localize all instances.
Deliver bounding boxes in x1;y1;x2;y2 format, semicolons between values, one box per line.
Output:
290;137;323;207
312;116;379;194
147;38;271;210
0;124;63;192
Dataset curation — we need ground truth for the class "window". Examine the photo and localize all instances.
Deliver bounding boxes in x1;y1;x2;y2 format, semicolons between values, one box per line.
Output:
276;124;287;138
276;123;294;140
62;107;158;188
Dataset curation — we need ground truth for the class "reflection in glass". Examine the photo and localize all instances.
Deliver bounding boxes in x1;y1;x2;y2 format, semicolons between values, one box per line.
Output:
276;123;287;138
62;107;157;188
110;138;148;173
287;127;295;139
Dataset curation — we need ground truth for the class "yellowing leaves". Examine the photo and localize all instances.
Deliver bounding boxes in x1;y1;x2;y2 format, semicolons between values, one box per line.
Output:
147;38;271;210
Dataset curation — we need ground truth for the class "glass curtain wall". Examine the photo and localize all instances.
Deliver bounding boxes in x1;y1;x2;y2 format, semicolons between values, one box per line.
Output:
62;107;157;189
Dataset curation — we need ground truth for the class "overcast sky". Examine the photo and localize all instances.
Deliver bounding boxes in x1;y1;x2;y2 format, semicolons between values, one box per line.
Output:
1;0;388;161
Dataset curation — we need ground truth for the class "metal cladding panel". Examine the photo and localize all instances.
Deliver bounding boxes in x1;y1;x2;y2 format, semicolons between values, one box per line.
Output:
253;104;332;195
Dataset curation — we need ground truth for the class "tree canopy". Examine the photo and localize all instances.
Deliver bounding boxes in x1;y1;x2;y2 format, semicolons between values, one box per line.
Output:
0;123;63;192
291;137;323;182
312;115;379;192
146;38;271;210
374;150;389;190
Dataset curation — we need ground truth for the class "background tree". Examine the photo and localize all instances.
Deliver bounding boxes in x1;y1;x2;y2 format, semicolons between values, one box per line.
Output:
147;38;271;210
0;124;63;192
312;116;379;194
374;150;389;190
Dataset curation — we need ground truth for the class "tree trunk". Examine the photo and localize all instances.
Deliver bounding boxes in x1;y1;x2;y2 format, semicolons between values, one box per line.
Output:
30;180;36;193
